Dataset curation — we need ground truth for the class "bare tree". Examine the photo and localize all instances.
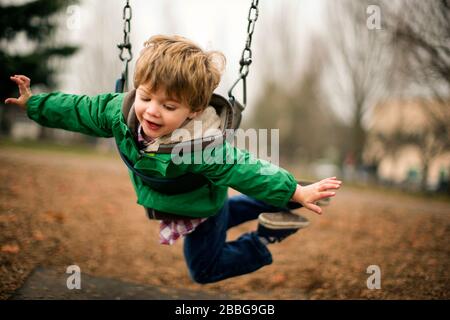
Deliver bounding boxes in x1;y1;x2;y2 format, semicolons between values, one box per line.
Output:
74;2;123;95
51;2;125;147
251;35;339;165
323;0;394;168
387;0;449;101
378;0;450;190
255;0;302;88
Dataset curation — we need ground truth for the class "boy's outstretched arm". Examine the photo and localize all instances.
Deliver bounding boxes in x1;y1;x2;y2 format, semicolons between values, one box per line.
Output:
184;141;342;213
291;177;342;215
5;74;121;138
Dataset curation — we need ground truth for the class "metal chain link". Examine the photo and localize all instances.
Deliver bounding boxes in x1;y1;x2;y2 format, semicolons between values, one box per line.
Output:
228;0;259;107
116;0;132;93
118;0;132;62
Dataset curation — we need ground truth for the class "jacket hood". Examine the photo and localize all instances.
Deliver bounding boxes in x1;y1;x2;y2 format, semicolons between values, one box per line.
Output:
142;105;222;152
122;89;242;154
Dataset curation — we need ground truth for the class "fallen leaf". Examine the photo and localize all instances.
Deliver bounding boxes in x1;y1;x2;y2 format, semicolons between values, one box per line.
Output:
270;273;287;285
1;244;20;254
32;230;46;241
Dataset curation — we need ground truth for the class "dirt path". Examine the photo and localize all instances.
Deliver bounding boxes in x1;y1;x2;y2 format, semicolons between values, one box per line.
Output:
1;147;449;299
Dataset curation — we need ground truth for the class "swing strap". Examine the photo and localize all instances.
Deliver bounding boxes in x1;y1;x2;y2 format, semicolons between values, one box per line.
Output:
117;147;210;195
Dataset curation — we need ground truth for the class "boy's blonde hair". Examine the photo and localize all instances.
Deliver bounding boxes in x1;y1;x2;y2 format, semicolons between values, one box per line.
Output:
134;35;226;112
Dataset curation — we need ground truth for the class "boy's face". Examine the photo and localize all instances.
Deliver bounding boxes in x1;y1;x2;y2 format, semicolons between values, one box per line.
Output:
134;85;198;139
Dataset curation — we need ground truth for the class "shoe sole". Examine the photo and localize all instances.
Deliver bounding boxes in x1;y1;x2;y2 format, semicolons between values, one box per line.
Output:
258;212;310;230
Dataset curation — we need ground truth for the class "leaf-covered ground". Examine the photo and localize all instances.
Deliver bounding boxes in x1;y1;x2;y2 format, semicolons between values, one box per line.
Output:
1;146;449;299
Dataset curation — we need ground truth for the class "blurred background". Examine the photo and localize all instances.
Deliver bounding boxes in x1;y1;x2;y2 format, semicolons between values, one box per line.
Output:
1;0;449;194
0;0;449;300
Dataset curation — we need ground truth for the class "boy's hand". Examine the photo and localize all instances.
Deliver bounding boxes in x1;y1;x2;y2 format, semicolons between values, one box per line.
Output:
4;75;32;110
291;177;342;215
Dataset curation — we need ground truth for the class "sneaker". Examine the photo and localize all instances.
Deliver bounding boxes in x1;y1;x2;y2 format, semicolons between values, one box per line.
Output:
257;211;310;244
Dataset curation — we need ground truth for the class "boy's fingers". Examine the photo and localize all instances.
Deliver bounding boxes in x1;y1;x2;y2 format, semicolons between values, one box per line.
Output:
326;177;342;184
5;98;19;104
18;75;31;85
319;184;341;192
17;84;26;94
324;179;342;186
10;76;26;88
319;180;341;188
319;192;336;200
306;203;322;215
312;193;335;203
16;79;30;93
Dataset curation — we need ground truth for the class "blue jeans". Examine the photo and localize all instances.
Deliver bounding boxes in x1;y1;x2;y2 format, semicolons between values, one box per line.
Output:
183;194;302;284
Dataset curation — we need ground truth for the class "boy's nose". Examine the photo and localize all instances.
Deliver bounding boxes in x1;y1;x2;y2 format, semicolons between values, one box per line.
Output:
145;101;161;117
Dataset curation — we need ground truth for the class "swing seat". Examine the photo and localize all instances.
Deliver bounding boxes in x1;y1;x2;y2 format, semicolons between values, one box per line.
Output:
116;90;247;220
145;207;192;220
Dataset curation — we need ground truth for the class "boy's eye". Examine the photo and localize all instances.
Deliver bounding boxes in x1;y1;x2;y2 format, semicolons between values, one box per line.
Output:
164;104;176;111
142;97;151;102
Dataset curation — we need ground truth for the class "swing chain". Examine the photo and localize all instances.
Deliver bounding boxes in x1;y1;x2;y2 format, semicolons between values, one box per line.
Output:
116;0;132;93
228;0;259;107
118;0;133;62
240;0;259;77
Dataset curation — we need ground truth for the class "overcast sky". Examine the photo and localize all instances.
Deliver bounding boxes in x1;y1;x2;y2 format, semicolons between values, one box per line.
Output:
58;0;326;116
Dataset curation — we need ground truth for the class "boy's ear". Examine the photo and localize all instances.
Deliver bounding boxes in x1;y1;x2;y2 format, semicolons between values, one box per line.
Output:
188;110;198;120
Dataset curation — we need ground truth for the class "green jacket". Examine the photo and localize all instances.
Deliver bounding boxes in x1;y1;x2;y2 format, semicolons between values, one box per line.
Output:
26;92;298;218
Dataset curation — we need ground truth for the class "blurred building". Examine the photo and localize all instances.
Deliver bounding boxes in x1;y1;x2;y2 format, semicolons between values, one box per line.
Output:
364;98;450;191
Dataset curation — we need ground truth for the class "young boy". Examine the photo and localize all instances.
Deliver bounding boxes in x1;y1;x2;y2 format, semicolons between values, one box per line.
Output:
5;35;342;284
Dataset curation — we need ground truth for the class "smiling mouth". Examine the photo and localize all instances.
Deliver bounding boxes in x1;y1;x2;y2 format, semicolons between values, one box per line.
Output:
145;120;162;130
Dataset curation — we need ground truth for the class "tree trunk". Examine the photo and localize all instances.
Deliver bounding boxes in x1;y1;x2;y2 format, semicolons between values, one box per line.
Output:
351;103;366;168
420;158;429;192
0;105;14;135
